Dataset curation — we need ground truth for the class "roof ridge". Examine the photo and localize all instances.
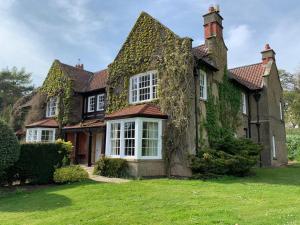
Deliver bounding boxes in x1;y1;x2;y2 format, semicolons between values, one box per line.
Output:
229;62;262;71
59;61;94;74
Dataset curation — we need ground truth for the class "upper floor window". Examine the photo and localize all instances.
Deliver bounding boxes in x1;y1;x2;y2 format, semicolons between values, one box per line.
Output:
279;101;283;120
46;97;58;118
97;94;105;111
88;96;96;112
129;71;158;104
199;69;207;100
241;92;247;114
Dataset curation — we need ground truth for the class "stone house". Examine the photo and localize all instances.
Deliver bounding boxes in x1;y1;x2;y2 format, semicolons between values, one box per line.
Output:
17;6;287;177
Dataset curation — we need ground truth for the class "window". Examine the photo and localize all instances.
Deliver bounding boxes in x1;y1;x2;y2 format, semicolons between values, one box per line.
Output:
279;101;283;120
97;94;105;111
26;128;56;143
272;135;276;159
142;122;159;157
199;69;207;100
88;96;96;112
242;92;247;114
124;122;135;156
110;123;121;155
130;71;158;103
46;97;58;118
105;118;162;159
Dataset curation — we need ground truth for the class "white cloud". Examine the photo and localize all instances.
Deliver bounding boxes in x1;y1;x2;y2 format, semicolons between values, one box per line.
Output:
226;25;252;48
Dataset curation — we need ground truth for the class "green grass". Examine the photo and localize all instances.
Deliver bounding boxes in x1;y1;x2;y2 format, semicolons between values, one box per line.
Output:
1;165;300;225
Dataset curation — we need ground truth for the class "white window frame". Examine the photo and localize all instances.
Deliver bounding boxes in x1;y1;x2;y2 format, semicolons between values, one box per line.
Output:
105;117;163;160
87;96;96;112
97;94;105;111
129;70;158;104
26;128;56;143
46;97;58;118
242;92;247;114
279;101;283;120
272;135;276;159
199;69;207;100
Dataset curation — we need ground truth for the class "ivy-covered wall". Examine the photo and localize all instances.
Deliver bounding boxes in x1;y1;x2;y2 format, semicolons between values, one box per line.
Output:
107;12;195;176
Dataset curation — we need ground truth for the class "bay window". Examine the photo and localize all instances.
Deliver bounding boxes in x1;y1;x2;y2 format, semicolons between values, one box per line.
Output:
26;128;56;143
106;118;162;159
46;97;58;118
129;71;158;104
199;69;207;100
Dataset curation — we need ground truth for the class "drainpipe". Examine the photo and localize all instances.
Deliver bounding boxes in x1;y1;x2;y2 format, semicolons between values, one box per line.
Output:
247;92;251;138
194;67;199;155
253;91;262;167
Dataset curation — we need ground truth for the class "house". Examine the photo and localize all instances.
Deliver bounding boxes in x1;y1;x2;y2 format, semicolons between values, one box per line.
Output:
17;6;287;177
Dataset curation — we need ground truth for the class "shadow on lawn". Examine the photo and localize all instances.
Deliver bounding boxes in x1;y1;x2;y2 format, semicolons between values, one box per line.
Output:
0;180;97;212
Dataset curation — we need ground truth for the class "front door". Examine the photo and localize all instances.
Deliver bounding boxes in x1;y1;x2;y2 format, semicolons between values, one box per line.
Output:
95;133;102;161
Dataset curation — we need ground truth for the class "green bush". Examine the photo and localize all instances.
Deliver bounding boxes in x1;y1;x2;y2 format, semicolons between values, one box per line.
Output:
53;165;88;184
190;136;262;179
2;141;71;185
0;120;20;175
94;157;128;178
287;134;300;161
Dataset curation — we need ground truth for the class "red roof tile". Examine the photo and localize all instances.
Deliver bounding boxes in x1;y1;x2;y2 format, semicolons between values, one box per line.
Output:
229;63;265;90
63;119;105;130
105;104;168;120
192;44;209;58
87;69;108;91
26;118;58;128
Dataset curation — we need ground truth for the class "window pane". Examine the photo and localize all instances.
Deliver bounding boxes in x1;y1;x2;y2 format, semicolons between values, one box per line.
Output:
110;123;120;155
46;97;58;117
142;122;158;156
97;94;105;111
88;96;95;112
124;122;135;156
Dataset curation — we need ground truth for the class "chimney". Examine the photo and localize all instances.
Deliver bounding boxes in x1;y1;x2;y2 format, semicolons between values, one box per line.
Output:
203;5;223;40
75;63;84;70
261;44;276;64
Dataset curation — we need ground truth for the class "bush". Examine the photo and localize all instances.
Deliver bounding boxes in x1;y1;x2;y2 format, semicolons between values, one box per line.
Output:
53;165;88;184
94;157;128;178
0;120;20;175
2;141;71;185
190;136;262;179
287;134;300;161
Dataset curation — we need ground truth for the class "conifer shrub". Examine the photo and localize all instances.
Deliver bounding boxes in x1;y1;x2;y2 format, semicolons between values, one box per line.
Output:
53;165;88;184
287;134;300;161
94;157;128;178
190;136;262;179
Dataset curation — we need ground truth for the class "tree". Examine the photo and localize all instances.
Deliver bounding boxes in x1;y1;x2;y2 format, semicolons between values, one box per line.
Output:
0;67;34;123
279;69;296;90
0;120;20;176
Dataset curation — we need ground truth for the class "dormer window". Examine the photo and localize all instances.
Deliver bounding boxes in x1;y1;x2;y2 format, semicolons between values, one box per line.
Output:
129;71;158;104
46;97;58;118
199;69;207;100
88;96;96;112
97;94;105;111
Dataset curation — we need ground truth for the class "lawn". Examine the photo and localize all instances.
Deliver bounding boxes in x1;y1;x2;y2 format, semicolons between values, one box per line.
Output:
1;165;300;225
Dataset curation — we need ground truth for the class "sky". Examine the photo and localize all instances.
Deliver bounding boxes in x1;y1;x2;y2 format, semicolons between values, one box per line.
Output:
1;0;300;87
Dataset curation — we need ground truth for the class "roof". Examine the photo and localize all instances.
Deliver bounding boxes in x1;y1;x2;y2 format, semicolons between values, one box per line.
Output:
105;104;168;120
87;69;108;91
63;119;105;130
229;63;265;90
192;44;218;70
26;118;59;128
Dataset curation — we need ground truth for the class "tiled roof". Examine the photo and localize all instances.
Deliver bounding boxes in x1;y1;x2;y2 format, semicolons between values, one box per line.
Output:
105;104;168;120
26;118;58;128
87;69;108;91
63;119;105;130
229;63;265;90
192;44;217;70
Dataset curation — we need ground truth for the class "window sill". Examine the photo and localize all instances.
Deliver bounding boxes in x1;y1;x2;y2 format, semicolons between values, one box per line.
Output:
130;98;158;105
199;98;207;102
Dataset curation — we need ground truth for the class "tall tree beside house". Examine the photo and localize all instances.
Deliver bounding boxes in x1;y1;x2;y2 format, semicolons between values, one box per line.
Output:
0;67;34;123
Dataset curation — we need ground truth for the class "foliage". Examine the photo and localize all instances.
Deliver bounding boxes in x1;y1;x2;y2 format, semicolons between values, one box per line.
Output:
0;67;34;123
53;165;88;184
41;60;73;127
286;134;300;161
93;157;128;178
1;142;70;185
279;69;296;91
107;12;194;176
0;120;20;176
56;139;73;166
283;90;300;127
190;136;262;178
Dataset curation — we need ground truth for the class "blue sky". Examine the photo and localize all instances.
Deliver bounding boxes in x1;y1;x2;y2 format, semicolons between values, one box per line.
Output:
1;0;300;86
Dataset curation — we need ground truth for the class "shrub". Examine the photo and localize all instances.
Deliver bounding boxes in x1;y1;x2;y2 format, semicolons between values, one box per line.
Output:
53;165;88;184
94;157;128;178
190;136;262;179
287;134;300;161
56;139;73;166
2;141;71;185
0;120;20;176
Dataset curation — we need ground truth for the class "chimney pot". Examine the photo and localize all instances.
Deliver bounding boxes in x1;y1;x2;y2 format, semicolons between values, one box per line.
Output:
209;6;215;13
265;43;271;50
261;44;275;64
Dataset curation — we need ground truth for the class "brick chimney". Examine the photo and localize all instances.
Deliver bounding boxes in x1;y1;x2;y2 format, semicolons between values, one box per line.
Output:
261;44;276;64
75;63;84;70
203;5;223;40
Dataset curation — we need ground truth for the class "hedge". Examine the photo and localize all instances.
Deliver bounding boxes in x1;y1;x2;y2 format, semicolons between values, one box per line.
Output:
94;157;128;178
53;165;88;184
287;134;300;161
2;141;71;185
